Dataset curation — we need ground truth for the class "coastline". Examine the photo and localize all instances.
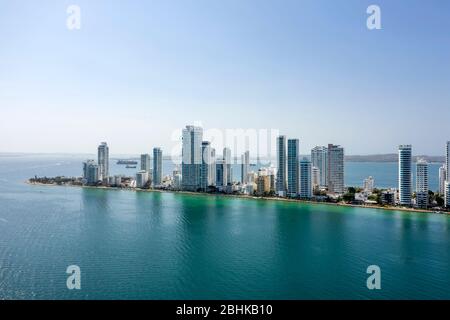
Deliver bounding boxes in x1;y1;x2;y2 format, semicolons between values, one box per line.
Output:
26;181;444;215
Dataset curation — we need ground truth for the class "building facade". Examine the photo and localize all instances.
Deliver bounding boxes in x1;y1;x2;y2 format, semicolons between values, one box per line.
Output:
327;144;344;194
416;159;429;209
312;166;320;190
97;142;109;181
153;148;163;186
182;126;203;191
141;154;151;172
398;145;412;206
241;151;250;184
223;148;232;185
299;158;312;199
363;176;374;193
276;135;287;195
136;170;149;188
201;141;212;191
83;160;99;185
215;159;227;188
287;139;299;197
311;146;328;187
439;164;446;195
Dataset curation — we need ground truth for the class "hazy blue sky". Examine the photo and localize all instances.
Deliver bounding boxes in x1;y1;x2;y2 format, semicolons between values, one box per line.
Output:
1;0;449;155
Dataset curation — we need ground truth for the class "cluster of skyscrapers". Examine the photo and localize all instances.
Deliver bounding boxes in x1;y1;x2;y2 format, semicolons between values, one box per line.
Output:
82;142;163;188
179;125;345;199
80;129;450;210
398;142;450;209
82;142;109;185
136;147;163;188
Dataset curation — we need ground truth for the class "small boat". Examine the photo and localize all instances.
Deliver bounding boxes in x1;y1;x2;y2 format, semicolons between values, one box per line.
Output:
126;165;137;169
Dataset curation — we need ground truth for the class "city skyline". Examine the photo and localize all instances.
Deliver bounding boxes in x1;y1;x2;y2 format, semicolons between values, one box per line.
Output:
1;1;450;155
77;123;450;209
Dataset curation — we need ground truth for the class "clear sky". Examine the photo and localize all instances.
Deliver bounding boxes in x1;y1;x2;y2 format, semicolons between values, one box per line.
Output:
1;0;449;155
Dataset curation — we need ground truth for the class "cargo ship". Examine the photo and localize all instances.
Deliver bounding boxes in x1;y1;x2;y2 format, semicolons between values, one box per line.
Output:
117;160;138;165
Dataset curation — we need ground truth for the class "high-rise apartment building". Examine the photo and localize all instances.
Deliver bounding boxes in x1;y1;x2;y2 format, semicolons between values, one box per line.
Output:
216;159;227;188
241;151;250;184
398;145;412;206
141;154;151;172
223;148;232;185
439;164;447;195
83;160;98;185
327;144;344;194
363;176;374;193
182;126;203;191
416;159;429;209
299;158;312;199
201;141;212;191
287;139;299;197
311;146;328;187
312;166;320;190
276;136;287;195
97;142;109;181
153;148;163;186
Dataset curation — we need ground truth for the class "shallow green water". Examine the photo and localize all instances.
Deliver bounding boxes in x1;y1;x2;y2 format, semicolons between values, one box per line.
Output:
0;156;449;299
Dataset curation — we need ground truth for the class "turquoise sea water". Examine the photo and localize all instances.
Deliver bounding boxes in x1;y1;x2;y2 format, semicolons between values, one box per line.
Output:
0;155;449;299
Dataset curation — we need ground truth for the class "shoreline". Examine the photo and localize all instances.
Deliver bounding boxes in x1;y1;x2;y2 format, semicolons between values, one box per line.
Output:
26;181;446;215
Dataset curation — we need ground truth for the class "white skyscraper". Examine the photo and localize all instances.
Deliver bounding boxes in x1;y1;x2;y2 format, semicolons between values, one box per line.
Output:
299;158;312;199
153;147;163;186
327;144;344;194
97;142;109;181
311;146;328;187
416;159;429;209
141;154;151;172
241;151;250;184
182;126;203;191
439;164;446;195
398;145;412;206
276;135;287;195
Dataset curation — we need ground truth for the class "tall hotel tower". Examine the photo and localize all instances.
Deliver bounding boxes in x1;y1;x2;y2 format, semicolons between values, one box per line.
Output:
311;146;328;187
241;151;250;184
182;126;203;191
276;136;287;195
327;144;344;194
287;139;300;197
97;142;109;181
416;159;429;209
398;145;412;206
153;147;163;186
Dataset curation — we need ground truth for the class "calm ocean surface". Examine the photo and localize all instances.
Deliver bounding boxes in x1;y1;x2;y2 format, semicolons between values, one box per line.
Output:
0;154;449;299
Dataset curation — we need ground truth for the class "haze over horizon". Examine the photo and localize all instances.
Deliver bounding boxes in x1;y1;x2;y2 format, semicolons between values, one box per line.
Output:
1;0;449;155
